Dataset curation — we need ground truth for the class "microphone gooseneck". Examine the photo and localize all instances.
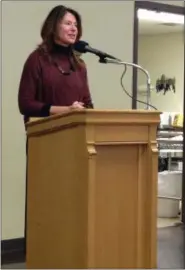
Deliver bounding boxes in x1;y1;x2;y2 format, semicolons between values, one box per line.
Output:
100;58;157;110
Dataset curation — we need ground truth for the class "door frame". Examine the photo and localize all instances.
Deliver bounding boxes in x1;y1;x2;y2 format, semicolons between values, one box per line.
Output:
132;1;185;223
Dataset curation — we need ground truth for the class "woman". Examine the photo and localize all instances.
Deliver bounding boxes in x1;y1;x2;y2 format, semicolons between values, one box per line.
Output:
18;5;93;124
19;5;93;255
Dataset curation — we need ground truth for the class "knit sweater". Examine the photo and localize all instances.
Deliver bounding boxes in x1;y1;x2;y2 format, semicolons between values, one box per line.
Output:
18;43;93;122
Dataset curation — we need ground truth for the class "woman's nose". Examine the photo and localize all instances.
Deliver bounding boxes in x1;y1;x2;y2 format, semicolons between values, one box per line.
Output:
71;27;76;32
70;24;77;31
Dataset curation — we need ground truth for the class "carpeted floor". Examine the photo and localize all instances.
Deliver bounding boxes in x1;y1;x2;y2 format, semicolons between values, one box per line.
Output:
2;225;185;269
157;224;184;269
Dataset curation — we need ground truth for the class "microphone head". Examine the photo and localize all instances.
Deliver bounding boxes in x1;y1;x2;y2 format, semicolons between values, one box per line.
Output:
73;40;89;53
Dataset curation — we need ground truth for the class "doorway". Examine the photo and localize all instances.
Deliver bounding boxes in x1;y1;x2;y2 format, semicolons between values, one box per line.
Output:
132;1;185;225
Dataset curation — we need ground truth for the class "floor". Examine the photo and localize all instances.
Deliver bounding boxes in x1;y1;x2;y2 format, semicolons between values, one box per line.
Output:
2;218;185;269
158;223;184;269
1;263;25;269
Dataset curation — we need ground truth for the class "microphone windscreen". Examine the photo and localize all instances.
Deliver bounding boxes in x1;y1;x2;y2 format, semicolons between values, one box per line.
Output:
73;40;89;53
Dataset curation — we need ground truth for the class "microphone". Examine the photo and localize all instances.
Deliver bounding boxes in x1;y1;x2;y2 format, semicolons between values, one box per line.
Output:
73;40;121;61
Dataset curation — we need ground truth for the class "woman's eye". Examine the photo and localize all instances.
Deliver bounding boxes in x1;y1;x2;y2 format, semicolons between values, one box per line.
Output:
65;21;77;27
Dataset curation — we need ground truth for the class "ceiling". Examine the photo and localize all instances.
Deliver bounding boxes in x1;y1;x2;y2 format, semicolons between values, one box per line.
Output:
139;20;184;35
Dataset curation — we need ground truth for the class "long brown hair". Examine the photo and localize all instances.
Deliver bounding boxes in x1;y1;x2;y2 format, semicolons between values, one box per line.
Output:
38;5;84;68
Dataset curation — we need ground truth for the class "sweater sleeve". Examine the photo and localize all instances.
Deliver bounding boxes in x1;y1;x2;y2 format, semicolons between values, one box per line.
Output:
82;65;94;109
18;51;51;117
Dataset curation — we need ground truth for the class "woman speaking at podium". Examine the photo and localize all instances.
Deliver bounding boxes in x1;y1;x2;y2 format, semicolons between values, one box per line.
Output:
18;5;94;124
18;5;94;255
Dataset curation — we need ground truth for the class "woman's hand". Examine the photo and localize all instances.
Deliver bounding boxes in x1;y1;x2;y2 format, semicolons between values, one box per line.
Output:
70;101;84;110
50;101;84;115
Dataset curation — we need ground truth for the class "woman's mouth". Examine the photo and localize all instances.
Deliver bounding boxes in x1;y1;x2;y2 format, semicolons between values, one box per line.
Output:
68;34;76;39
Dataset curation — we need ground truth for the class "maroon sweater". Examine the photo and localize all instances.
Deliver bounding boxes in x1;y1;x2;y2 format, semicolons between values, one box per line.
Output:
18;44;93;122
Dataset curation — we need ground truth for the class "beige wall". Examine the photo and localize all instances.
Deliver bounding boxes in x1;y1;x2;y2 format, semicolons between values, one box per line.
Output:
138;32;184;112
2;0;134;240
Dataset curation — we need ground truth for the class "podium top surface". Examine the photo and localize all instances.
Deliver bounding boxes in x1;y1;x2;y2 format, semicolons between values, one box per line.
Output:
26;109;160;136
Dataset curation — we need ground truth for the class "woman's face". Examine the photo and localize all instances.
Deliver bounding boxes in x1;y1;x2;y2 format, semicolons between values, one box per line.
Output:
56;12;78;46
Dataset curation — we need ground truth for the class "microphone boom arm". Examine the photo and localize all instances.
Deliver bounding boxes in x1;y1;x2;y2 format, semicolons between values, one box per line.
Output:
99;57;152;110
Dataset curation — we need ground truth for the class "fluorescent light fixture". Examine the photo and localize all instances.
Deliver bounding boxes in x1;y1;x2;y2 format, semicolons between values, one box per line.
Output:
138;8;184;25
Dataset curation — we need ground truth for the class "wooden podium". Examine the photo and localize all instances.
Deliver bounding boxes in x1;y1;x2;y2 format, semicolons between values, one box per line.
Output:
26;109;160;269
